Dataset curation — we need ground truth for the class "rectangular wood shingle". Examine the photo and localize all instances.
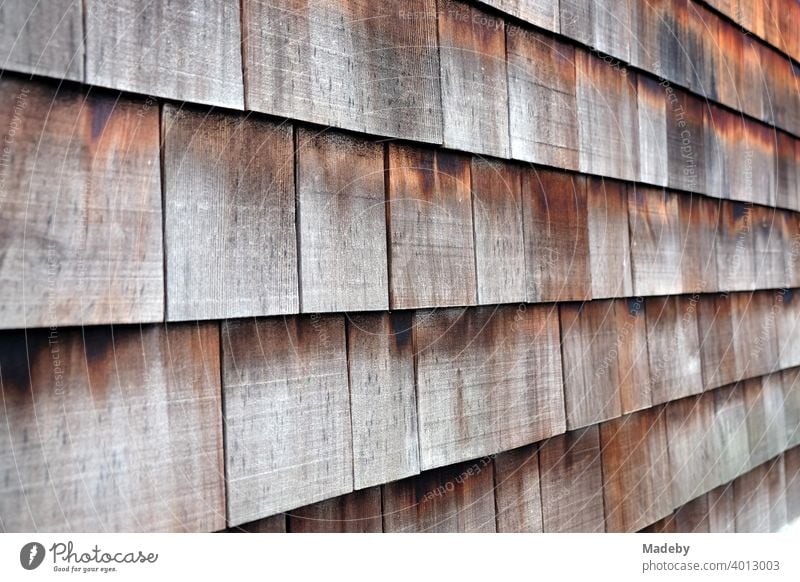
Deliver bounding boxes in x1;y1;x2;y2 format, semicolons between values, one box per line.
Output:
507;27;579;170
414;305;565;470
522;169;591;302
346;312;420;490
0;324;225;532
471;158;527;304
481;0;558;31
697;293;738;390
586;178;633;299
222;315;353;525
438;0;510;158
711;384;751;486
539;427;606;532
637;75;669;187
287;488;382;533
0;1;83;81
164;106;298;321
243;0;442;142
494;445;544;533
601;407;672;533
85;0;243;108
296;129;387;313
0;79;162;329
387;145;476;309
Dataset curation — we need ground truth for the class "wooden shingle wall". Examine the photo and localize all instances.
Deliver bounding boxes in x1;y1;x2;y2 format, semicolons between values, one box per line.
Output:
1;0;800;533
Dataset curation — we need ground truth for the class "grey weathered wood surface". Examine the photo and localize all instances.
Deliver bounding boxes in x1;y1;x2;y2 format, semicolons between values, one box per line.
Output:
296;129;387;313
645;295;703;405
438;0;510;158
222;315;353;525
539;427;606;533
630;0;690;85
716;201;757;292
680;194;719;294
733;464;771;532
387;145;477;309
85;0;243;108
766;456;788;531
242;0;442;143
697;293;738;389
753;206;786;290
383;460;496;532
287;487;382;533
493;445;544;533
480;0;558;31
414;304;564;470
0;324;225;532
707;484;736;533
666;91;706;195
560;298;650;429
164;105;298;321
346;312;420;490
0;78;163;330
0;0;83;81
776;132;800;212
711;384;751;486
731;291;779;382
586;178;633;299
628;187;683;297
636;75;669;187
744;374;787;470
522;169;591;302
666;394;719;507
600;407;672;533
507;27;579;170
470;158;527;304
782;368;800;449
576;52;639;182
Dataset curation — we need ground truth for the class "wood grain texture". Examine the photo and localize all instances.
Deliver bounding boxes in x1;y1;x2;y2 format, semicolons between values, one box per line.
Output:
733;463;771;532
383;459;496;532
646;494;711;533
697;293;738;390
243;0;442;143
782;367;800;449
679;194;720;294
387;145;476;309
665;90;706;194
645;295;703;405
438;0;509;158
704;104;743;201
559;298;650;429
414;304;565;470
0;0;83;81
586;178;633;299
296;129;387;313
0;324;225;532
784;212;800;288
227;514;286;533
753;206;787;290
786;446;800;522
630;0;690;85
601;407;672;533
666;394;719;507
711;14;744;111
627;186;683;297
346;312;419;490
589;0;633;63
637;75;669;187
744;374;787;470
776;132;800;212
287;488;382;533
470;158;526;305
716;201;756;292
222;315;352;525
707;484;736;533
507;27;579;170
493;445;543;532
480;0;558;30
740;34;766;124
522;169;591;302
711;384;751;486
85;0;243;108
743;122;778;207
731;291;779;382
766;455;788;531
576;51;639;182
0;78;162;329
538;427;606;532
774;290;800;371
163;105;297;321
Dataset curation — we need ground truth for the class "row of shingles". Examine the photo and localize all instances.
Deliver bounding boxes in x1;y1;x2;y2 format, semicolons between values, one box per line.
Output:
642;447;799;533
243;365;800;533
6;0;800;207
2;75;798;330
0;322;226;532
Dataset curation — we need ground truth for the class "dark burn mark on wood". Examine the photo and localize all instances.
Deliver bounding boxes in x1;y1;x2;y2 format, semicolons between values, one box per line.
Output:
389;311;413;349
90;96;115;140
82;326;113;364
0;331;38;392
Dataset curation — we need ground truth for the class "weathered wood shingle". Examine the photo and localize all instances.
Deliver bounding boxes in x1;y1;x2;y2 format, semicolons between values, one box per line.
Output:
164;106;298;321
